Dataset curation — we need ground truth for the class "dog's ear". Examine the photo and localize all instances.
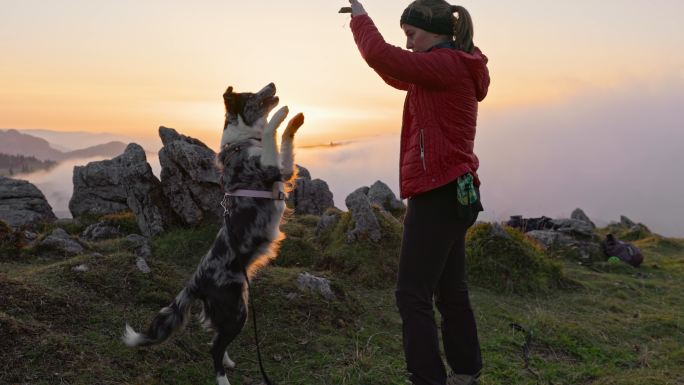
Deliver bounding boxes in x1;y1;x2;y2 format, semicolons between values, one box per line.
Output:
223;86;234;112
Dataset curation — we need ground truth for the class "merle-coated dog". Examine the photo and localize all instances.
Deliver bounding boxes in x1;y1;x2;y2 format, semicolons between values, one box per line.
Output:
123;83;304;385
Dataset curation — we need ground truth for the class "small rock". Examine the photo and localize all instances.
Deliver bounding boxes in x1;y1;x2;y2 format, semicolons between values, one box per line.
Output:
136;257;151;274
72;264;89;272
285;292;299;300
40;228;84;256
316;209;341;235
296;272;335;300
23;231;38;242
81;222;122;241
126;234;152;258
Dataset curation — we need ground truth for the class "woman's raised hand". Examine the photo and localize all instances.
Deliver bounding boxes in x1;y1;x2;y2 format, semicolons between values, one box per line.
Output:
349;0;367;17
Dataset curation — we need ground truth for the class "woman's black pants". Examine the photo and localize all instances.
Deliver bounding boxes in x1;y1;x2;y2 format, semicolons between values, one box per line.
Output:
396;181;482;385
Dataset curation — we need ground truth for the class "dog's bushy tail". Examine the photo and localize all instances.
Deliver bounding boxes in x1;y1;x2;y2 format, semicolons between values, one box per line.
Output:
123;287;194;347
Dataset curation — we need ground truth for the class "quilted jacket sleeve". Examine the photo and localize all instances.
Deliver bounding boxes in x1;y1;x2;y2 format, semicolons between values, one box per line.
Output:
351;14;454;89
374;69;411;91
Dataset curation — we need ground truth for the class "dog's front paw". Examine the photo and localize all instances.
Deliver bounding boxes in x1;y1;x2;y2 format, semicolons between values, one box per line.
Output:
283;112;304;140
267;106;289;132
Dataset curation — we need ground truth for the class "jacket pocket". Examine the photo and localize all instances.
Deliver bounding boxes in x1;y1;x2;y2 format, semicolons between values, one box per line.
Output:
419;129;427;172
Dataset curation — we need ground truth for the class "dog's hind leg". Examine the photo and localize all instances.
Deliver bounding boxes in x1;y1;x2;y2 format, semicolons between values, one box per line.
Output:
280;112;304;179
211;322;244;385
208;284;248;385
261;106;289;167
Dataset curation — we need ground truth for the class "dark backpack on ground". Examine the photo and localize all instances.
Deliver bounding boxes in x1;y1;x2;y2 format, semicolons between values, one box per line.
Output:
601;234;644;267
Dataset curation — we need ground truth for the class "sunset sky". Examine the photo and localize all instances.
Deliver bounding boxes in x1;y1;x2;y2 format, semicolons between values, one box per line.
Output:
2;0;682;146
2;1;684;235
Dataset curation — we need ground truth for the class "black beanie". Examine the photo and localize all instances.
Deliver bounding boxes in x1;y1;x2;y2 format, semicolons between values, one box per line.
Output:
400;4;456;35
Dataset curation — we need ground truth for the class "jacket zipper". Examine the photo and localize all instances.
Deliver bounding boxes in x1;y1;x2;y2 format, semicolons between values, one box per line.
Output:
419;129;427;171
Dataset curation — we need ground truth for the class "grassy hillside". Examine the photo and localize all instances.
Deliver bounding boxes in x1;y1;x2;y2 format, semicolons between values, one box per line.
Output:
1;215;683;385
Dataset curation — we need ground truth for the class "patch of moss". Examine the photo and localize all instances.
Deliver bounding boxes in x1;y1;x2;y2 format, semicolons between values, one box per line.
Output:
635;235;684;254
600;223;653;242
316;207;402;288
99;210;140;235
151;223;220;269
276;215;321;268
0;220;25;260
466;223;567;294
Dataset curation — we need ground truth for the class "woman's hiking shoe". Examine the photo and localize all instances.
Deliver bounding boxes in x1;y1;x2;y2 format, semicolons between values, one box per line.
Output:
446;373;480;385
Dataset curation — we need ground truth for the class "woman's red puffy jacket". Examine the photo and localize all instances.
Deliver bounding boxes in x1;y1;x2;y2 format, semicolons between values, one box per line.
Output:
351;14;490;199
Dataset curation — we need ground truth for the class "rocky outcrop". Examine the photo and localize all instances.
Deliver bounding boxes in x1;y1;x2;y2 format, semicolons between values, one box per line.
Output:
69;144;177;237
0;176;56;228
345;187;381;242
368;180;405;214
158;127;223;225
288;165;335;216
508;213;603;262
548;218;596;239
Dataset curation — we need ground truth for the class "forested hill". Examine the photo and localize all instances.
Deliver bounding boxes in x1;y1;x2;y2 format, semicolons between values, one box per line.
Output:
0;153;56;176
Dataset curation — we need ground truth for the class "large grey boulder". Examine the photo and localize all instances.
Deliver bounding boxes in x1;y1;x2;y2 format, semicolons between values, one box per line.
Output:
527;229;602;262
527;230;575;248
0;176;56;227
549;218;596;239
158;127;223;225
345;187;381;242
69;152;130;217
295;165;311;180
368;180;405;214
40;228;84;256
287;165;334;216
69;144;177;237
292;179;335;216
571;208;596;229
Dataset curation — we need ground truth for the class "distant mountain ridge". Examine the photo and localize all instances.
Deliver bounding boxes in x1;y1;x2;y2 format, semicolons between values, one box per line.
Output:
0;129;130;161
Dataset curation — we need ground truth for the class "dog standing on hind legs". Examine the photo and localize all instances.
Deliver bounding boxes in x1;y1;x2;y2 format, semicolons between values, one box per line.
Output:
123;83;304;385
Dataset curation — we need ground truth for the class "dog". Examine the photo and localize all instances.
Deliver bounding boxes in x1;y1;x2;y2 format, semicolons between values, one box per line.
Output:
123;82;304;385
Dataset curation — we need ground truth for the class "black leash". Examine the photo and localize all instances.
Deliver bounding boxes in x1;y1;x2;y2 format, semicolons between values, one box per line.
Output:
510;323;558;385
243;266;276;385
221;181;277;385
509;323;541;380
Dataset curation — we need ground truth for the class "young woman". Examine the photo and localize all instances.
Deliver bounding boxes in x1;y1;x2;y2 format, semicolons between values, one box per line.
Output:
347;1;490;384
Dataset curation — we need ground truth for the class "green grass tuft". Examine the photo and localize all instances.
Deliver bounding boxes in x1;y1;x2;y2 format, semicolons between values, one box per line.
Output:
466;223;567;294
